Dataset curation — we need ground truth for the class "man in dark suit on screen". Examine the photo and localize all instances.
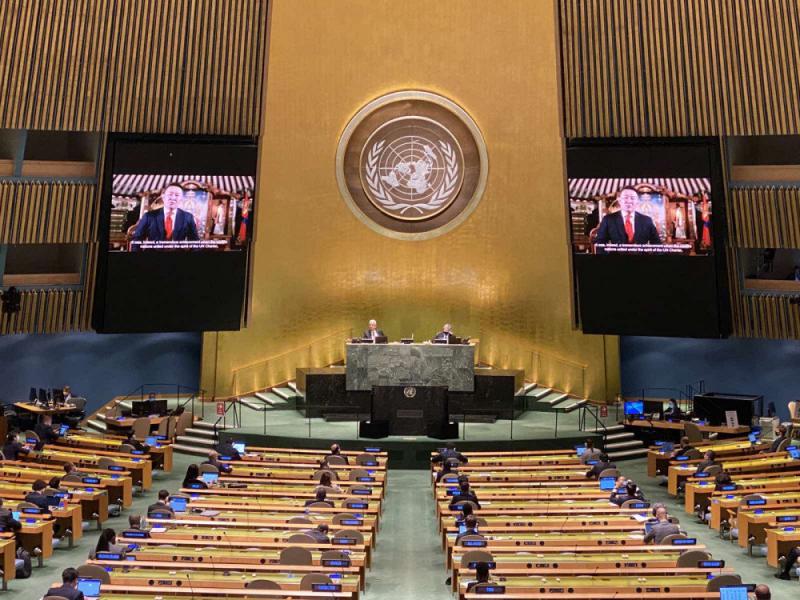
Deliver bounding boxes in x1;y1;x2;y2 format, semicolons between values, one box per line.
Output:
132;183;199;245
595;186;661;247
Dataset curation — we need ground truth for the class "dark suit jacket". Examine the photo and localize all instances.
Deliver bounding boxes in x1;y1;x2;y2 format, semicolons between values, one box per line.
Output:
431;448;468;465
434;331;456;343
45;585;84;600
586;461;616;479
362;329;385;339
595;211;661;245
449;491;481;510
132;207;199;242
147;502;174;517
25;491;50;512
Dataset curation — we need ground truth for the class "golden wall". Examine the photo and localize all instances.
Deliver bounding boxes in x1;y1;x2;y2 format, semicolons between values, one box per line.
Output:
201;0;619;401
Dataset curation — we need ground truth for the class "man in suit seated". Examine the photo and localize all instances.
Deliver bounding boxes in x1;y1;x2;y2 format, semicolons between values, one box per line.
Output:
147;489;175;517
695;450;719;473
25;480;51;512
643;506;680;544
585;453;615;479
132;183;199;246
455;514;481;544
304;523;330;543
46;567;85;600
34;414;60;445
433;323;456;343
595;187;661;249
362;319;385;341
465;561;495;593
203;450;232;474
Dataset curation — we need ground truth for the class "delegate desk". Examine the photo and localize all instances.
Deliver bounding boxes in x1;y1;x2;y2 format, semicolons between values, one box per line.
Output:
60;435;173;472
647;440;768;477
626;418;750;441
14;402;78;419
766;526;800;567
709;492;800;530
86;588;353;600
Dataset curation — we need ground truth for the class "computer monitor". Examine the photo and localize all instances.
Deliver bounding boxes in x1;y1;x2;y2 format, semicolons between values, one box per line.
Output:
789;448;800;460
660;442;674;454
599;476;616;491
748;432;758;443
145;436;157;447
201;472;219;485
718;586;748;600
170;497;188;513
232;442;246;454
77;578;102;598
575;446;586;457
624;401;644;416
58;424;69;436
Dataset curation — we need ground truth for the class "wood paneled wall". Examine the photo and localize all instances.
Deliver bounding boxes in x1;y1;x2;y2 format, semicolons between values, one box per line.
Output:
560;0;800;138
729;187;800;248
0;0;268;134
1;1;268;333
0;182;97;243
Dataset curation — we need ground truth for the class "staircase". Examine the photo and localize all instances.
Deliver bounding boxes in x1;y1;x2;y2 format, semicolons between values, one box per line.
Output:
521;383;587;414
173;419;236;456
239;382;299;413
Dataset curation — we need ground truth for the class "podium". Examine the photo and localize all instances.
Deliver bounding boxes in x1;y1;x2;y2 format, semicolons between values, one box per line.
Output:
364;385;457;438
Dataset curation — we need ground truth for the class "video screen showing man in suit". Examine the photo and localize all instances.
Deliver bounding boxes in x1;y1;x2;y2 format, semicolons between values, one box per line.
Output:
568;178;713;256
109;174;256;251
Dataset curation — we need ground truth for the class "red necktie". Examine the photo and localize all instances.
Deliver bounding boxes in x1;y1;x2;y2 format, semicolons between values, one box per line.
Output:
165;211;174;240
624;214;634;243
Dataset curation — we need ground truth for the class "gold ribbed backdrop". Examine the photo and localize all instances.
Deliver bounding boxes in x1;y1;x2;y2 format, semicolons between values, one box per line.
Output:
0;0;268;334
201;0;620;401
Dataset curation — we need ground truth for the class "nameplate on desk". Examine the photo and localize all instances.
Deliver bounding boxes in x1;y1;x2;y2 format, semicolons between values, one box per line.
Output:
721;485;737;491
22;507;41;514
82;477;100;484
672;538;697;545
463;539;487;547
364;447;381;453
777;516;798;522
322;559;351;567
108;465;125;471
346;503;367;509
312;584;342;592
96;552;123;560
699;560;724;568
747;499;767;506
676;456;690;461
356;477;374;482
122;530;149;538
628;502;649;509
332;538;356;545
474;585;505;594
131;450;144;455
362;461;378;466
339;519;362;526
352;488;372;495
468;561;496;569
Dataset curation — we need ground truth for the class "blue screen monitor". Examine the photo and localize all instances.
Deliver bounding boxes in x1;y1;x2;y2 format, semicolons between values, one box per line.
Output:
789;449;800;460
58;424;69;436
599;476;616;491
145;436;157;446
575;445;586;457
719;586;748;600
624;401;644;416
77;578;101;598
232;442;246;454
170;497;188;513
201;472;219;485
748;433;758;443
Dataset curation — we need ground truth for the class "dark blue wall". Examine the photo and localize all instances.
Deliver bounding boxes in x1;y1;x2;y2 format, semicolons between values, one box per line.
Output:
621;336;800;421
0;332;202;413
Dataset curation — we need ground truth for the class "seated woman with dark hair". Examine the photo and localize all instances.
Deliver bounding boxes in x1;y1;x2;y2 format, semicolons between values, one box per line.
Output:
315;471;342;493
182;464;207;489
92;528;126;558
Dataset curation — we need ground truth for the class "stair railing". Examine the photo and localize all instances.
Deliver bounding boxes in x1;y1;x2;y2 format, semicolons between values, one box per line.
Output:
212;398;241;442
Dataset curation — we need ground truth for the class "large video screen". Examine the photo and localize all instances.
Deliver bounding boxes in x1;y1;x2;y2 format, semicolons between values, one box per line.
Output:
569;178;713;255
93;135;257;333
567;139;731;338
110;175;254;251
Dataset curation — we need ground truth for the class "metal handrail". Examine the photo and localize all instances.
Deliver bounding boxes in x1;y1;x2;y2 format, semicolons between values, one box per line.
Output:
106;383;206;418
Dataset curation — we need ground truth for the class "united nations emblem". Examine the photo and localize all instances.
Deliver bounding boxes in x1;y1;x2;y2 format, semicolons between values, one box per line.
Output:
337;91;488;240
403;386;417;399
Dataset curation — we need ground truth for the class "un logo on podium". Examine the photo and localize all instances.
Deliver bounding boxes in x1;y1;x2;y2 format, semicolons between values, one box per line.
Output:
403;387;417;399
337;91;488;240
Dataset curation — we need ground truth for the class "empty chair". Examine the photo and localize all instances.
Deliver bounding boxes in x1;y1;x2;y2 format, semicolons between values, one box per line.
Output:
355;453;377;466
288;516;313;525
279;546;312;566
307;501;335;510
131;417;150;441
676;549;712;568
332;513;359;525
348;468;370;481
24;430;39;443
119;444;136;454
349;486;370;495
97;457;117;471
684;422;704;443
706;574;742;592
62;474;82;483
598;468;620;479
703;464;722;477
300;573;332;590
621;499;649;509
77;564;110;584
247;580;281;590
475;517;488;527
332;529;364;545
287;533;317;544
198;463;219;475
326;455;347;465
459;549;493;569
776;438;790;452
